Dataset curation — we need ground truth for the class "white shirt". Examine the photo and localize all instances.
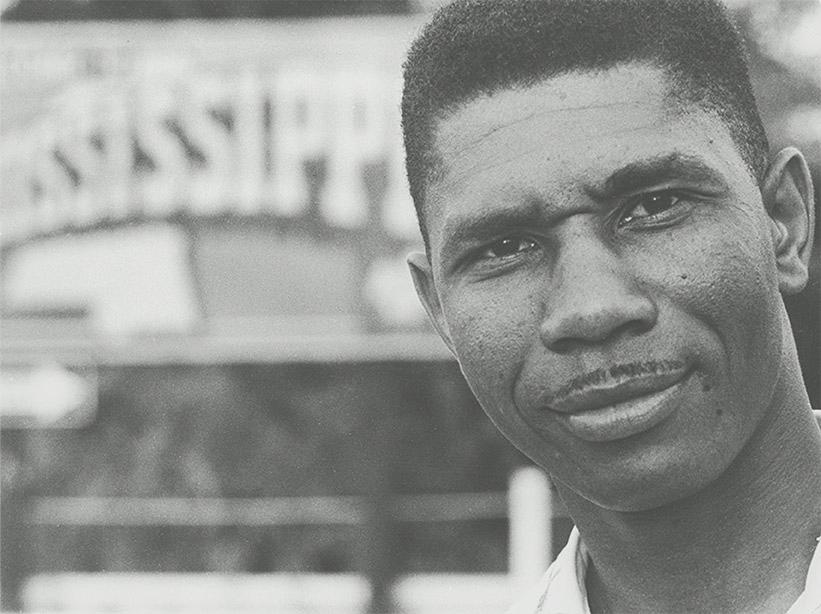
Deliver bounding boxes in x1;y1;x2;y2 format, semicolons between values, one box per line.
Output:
507;411;821;614
506;528;821;614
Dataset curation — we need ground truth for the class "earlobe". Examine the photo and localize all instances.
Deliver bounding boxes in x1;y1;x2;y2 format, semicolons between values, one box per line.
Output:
761;147;815;295
407;252;456;355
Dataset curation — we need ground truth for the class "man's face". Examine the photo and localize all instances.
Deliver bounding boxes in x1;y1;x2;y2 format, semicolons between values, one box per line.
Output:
412;64;787;511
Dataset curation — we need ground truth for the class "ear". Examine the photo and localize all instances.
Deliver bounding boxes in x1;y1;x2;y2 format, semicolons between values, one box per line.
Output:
761;147;815;295
407;252;456;355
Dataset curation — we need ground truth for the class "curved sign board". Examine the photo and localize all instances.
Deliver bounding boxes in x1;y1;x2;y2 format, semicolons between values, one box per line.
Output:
1;19;430;337
0;19;422;246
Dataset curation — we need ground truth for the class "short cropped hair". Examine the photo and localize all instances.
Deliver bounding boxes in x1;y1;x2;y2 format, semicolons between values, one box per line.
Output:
401;0;770;245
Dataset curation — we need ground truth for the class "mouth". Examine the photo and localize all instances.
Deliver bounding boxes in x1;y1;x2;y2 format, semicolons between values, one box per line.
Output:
543;362;691;443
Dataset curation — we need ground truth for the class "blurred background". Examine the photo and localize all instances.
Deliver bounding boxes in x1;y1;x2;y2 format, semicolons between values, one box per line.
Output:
0;0;819;612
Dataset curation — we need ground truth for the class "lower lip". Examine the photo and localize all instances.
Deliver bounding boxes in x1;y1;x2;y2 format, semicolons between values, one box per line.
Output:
553;378;688;443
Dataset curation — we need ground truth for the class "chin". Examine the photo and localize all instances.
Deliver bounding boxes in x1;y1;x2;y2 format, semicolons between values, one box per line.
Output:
584;480;706;513
555;446;735;514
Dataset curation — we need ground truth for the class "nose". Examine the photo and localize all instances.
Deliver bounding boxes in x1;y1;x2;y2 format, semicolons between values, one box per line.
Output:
539;234;658;353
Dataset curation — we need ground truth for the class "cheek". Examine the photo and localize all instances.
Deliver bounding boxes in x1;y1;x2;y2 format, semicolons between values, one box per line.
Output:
658;211;781;380
443;286;536;416
697;220;775;317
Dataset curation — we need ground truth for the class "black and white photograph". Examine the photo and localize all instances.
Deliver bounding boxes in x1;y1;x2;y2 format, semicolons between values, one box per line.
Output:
1;1;819;612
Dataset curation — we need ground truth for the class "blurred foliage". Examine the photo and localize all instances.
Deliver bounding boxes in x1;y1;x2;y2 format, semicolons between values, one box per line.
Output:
735;0;821;177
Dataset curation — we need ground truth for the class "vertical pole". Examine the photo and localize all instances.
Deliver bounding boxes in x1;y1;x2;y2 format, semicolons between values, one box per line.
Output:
508;466;552;589
356;366;398;614
1;429;29;612
364;483;394;614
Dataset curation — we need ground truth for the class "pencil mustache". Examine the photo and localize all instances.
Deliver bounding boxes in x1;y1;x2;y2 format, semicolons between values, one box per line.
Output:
551;359;686;401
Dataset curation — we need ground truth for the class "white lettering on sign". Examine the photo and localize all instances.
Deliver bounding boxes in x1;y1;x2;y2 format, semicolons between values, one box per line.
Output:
320;71;385;228
1;69;418;243
270;69;326;217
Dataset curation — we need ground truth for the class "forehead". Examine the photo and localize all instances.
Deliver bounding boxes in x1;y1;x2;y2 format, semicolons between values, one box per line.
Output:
424;64;752;250
434;63;679;170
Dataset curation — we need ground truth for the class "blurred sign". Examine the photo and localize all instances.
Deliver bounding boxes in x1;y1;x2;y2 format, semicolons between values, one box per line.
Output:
0;21;420;246
0;363;97;428
0;19;430;341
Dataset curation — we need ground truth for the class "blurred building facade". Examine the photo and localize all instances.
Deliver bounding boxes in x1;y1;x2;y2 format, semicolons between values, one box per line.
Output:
1;0;819;611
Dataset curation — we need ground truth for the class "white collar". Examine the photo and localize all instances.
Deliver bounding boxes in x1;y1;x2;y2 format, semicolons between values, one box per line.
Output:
522;527;821;614
509;407;821;614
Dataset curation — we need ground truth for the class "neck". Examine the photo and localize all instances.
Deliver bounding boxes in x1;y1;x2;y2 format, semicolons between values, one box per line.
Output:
558;354;821;614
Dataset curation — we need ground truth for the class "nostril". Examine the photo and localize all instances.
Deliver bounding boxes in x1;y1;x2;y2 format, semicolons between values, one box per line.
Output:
548;337;576;354
540;298;658;353
626;316;655;337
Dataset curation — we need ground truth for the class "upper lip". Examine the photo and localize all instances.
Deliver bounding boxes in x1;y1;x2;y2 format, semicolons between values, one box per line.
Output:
543;362;689;415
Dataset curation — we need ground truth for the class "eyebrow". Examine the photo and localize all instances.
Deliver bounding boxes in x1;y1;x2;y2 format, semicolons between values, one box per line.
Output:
438;200;545;265
589;152;730;199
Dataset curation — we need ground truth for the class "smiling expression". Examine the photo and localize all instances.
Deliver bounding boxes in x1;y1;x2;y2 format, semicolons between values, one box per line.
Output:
412;64;787;511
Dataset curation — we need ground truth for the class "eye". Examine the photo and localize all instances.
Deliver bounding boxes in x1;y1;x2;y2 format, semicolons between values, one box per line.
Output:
619;192;681;227
480;236;538;260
